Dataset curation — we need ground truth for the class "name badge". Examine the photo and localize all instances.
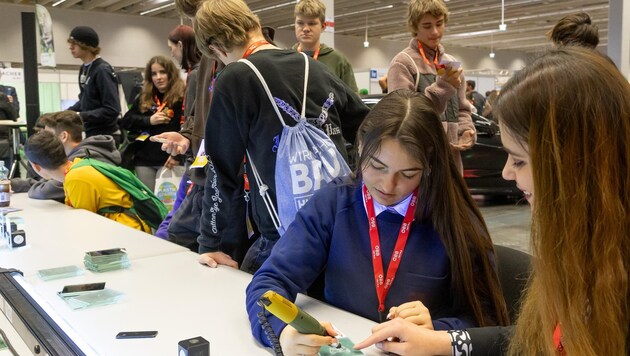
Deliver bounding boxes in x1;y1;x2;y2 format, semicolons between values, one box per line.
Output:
135;132;150;141
190;139;208;168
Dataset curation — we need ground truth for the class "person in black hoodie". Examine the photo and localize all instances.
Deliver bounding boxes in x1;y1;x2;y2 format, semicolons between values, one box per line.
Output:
10;110;121;202
193;0;369;273
66;26;121;143
121;55;184;191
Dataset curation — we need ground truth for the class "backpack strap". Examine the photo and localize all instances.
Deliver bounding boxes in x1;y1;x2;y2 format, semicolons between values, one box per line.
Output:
239;52;310;125
237;53;311;234
299;52;309;119
97;205;147;230
238;58;287;127
401;51;420;89
245;150;281;232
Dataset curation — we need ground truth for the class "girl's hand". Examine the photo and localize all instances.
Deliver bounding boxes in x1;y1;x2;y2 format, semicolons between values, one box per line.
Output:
150;111;171;125
279;322;338;356
353;318;452;355
388;300;433;329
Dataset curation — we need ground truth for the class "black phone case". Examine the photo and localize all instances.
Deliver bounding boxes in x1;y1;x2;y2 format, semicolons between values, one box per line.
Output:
116;331;158;339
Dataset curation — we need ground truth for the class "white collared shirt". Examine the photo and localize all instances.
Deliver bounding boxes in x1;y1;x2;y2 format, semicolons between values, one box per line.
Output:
362;184;413;217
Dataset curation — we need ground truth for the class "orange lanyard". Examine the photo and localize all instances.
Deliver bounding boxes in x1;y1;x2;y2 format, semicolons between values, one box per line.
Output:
297;45;320;60
553;324;565;356
154;95;167;112
242;40;269;59
417;40;439;67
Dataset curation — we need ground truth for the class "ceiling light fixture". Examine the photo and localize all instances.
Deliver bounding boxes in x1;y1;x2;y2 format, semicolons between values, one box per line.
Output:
489;33;496;58
363;15;369;48
336;4;394;18
140;1;174;16
52;0;66;6
499;0;507;31
253;1;298;14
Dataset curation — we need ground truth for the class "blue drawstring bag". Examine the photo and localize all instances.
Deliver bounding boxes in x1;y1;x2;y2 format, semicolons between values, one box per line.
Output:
240;53;351;235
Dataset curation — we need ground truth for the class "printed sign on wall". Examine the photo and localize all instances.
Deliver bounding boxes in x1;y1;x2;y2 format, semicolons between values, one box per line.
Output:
35;5;56;67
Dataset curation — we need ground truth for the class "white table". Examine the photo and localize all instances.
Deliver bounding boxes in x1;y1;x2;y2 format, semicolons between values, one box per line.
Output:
1;194;382;355
22;251;380;355
0;193;187;275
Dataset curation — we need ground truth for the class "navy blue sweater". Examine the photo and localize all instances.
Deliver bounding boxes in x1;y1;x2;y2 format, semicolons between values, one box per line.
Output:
246;178;477;347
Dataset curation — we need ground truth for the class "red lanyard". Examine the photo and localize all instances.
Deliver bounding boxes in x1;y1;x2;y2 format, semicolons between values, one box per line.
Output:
242;40;269;59
363;184;418;319
243;155;250;191
417;40;439;67
154;96;167;112
297;45;320;60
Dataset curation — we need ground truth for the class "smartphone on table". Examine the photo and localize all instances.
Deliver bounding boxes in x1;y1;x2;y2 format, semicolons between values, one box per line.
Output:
115;331;158;339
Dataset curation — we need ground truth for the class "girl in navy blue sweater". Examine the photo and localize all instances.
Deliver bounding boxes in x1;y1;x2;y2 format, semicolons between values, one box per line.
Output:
246;89;509;355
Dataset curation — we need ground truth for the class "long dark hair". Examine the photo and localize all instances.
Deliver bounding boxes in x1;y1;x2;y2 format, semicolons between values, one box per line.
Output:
168;25;201;71
355;89;510;326
497;47;629;355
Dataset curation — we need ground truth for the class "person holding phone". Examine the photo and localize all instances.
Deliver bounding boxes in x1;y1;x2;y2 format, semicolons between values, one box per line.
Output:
355;47;630;356
387;0;474;174
246;89;509;355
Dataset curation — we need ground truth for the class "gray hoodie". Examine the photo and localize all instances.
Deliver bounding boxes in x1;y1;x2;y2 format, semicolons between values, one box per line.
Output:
11;135;121;202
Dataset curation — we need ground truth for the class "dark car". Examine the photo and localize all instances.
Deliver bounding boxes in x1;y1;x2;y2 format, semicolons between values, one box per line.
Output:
361;94;520;197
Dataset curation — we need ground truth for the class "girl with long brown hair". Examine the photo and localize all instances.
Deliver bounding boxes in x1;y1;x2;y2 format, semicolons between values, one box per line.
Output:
246;89;508;355
501;46;629;356
121;55;185;191
355;46;629;356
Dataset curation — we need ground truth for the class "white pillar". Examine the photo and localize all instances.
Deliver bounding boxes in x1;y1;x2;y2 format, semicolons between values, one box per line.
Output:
608;0;630;79
321;0;335;48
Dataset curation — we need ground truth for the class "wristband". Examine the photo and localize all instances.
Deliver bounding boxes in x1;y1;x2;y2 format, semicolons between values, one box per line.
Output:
447;330;472;356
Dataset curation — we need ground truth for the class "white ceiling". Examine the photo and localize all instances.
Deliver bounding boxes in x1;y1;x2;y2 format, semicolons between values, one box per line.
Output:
14;0;610;53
